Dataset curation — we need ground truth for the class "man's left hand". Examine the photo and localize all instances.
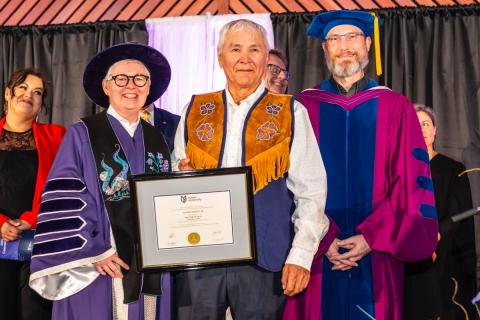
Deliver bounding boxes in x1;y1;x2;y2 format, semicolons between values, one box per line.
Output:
334;234;371;264
281;263;310;296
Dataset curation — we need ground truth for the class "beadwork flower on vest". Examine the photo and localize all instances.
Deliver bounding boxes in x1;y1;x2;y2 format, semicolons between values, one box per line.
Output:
146;152;169;173
266;103;282;116
200;102;215;115
195;123;214;142
256;121;279;141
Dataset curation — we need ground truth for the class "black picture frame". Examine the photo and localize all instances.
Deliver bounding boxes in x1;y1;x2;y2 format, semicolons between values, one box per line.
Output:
129;166;256;272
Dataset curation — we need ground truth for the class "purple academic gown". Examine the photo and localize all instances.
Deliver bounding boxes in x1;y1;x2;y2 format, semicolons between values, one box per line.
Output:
283;80;438;320
29;116;170;320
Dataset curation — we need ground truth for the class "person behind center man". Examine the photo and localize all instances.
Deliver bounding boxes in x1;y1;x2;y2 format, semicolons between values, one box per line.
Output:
264;49;289;94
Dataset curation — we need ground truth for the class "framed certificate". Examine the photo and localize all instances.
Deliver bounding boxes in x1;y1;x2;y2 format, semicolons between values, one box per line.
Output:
130;166;256;272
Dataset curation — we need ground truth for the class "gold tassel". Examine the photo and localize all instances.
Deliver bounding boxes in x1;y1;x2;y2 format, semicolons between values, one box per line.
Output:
370;12;383;76
186;142;218;170
246;138;290;194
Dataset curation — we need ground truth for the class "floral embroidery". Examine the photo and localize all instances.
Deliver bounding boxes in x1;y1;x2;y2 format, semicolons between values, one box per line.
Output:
266;103;282;116
200;102;215;115
256;121;279;141
146;152;169;173
195;123;215;142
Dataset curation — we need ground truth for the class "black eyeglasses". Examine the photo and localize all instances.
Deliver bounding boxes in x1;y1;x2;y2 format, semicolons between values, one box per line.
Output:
107;74;150;87
267;64;290;80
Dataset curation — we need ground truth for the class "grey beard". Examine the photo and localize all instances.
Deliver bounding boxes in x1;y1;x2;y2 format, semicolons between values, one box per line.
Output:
326;55;369;78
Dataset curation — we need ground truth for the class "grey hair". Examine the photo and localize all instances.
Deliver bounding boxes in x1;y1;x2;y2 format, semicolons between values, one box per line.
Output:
217;19;270;53
414;103;437;127
104;59;151;80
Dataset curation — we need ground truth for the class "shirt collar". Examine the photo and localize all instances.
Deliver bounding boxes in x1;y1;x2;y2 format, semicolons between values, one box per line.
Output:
329;75;369;97
225;82;266;107
106;105;141;131
107;106;140;125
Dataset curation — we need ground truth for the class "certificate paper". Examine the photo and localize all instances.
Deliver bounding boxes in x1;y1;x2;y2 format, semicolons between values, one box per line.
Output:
154;191;233;249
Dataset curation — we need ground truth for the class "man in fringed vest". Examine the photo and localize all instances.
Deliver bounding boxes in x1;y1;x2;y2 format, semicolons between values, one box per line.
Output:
172;19;330;319
29;43;173;320
283;10;439;320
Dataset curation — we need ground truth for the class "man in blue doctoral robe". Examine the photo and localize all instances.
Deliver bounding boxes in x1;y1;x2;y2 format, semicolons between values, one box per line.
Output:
29;42;174;320
283;11;438;320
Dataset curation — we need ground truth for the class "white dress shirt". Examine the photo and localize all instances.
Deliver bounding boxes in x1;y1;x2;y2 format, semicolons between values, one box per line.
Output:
107;106;141;138
173;83;329;271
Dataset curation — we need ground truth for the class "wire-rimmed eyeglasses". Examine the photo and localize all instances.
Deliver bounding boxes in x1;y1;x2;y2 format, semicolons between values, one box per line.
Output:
107;74;150;87
325;32;365;44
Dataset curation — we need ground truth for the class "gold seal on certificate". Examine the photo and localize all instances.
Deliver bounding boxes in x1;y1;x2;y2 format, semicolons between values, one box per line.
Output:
188;232;200;245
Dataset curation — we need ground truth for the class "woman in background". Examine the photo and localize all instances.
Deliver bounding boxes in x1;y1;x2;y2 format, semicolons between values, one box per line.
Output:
0;68;65;319
404;104;477;320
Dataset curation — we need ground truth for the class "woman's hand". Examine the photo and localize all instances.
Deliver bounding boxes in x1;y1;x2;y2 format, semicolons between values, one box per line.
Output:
0;220;22;241
94;254;129;278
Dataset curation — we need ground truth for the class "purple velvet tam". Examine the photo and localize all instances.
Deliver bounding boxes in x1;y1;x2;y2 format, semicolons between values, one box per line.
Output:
307;10;375;41
83;42;171;108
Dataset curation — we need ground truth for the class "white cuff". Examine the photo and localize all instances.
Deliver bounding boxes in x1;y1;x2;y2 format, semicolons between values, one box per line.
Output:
285;246;316;271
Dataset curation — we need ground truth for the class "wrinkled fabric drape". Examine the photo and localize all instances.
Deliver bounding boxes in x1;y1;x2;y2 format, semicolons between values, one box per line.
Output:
0;27;51;116
146;15;209;116
379;7;480;161
0;22;148;128
146;13;274;115
272;4;480;291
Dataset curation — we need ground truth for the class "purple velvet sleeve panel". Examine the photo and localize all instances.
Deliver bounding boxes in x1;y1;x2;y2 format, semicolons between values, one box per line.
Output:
356;94;438;262
294;93;320;139
30;123;112;275
314;215;339;259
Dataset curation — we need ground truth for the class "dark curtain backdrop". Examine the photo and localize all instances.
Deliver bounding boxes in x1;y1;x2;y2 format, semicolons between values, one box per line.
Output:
0;21;148;127
272;5;480;287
